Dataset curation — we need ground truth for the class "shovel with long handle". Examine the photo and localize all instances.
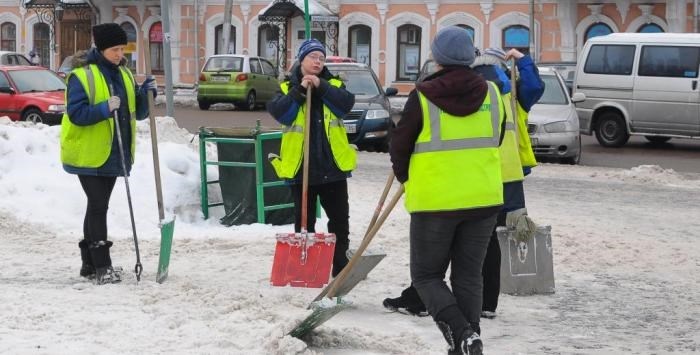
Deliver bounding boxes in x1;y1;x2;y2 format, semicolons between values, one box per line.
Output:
510;59;520;145
311;172;395;302
109;84;143;282
289;183;404;339
144;42;176;283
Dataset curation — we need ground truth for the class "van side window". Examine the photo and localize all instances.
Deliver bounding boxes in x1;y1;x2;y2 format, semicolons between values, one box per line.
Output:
584;45;635;75
639;46;700;78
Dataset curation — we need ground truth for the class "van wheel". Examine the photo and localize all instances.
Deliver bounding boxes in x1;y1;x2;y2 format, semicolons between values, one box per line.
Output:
594;112;629;147
645;136;671;144
198;100;211;110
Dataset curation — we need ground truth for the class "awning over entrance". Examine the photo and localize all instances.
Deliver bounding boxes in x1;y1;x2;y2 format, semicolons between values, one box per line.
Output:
258;0;334;21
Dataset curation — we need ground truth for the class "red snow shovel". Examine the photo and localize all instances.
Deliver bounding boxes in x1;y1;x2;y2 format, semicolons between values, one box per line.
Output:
270;86;336;288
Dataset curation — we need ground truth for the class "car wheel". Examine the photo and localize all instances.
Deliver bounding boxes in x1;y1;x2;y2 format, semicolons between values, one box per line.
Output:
594;111;629;147
198;100;211;110
22;108;44;124
244;91;256;111
645;136;671;144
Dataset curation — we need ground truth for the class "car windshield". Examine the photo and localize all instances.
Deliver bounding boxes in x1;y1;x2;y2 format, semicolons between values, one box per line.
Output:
9;69;66;93
333;69;380;96
537;75;568;105
204;57;243;72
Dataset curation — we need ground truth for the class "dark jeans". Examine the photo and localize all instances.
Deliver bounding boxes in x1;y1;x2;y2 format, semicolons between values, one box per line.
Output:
410;212;497;324
482;181;525;312
78;175;117;243
290;179;350;276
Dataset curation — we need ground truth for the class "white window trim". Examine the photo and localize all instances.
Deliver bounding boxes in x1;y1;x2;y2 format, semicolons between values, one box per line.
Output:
338;12;380;75
0;13;21;52
205;13;243;57
386;12;431;87
575;15;619;53
114;15;139;73
436;12;483;51
626;16;668;33
490;12;540;62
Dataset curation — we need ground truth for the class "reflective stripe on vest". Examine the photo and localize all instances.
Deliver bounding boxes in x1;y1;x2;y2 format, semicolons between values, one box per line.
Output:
269;79;357;179
60;65;137;168
405;82;504;213
500;91;524;183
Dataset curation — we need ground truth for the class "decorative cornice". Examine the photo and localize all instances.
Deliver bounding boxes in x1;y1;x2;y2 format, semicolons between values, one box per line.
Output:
240;2;250;24
615;0;630;24
376;2;388;25
587;4;603;23
638;4;654;24
426;2;439;25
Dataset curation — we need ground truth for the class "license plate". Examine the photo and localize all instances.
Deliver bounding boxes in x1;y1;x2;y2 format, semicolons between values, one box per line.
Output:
211;76;229;82
531;137;538;146
344;123;356;134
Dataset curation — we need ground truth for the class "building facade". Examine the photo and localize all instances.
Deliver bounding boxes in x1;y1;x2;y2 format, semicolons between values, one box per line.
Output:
2;0;698;92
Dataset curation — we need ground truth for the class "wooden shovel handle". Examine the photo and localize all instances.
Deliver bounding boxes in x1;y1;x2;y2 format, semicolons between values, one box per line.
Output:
300;85;312;232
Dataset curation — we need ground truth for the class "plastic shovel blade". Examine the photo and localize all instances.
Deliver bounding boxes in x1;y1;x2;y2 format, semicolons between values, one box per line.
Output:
156;218;175;284
289;297;352;339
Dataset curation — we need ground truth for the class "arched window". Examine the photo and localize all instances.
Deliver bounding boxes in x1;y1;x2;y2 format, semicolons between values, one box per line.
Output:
348;25;371;66
149;22;164;74
1;23;16;51
503;25;529;55
638;23;663;33
258;24;279;66
120;22;137;71
33;23;50;67
456;24;475;42
215;24;236;54
585;23;612;42
396;24;421;81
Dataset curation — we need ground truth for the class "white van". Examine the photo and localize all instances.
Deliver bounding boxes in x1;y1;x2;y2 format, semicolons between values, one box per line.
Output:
573;33;700;147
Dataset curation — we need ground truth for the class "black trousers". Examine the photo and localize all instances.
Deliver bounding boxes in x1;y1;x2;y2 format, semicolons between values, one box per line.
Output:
410;212;497;325
78;175;117;243
482;181;525;312
290;179;350;276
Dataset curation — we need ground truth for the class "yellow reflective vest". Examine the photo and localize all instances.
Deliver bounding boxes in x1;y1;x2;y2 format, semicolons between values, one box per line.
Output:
499;90;525;183
513;99;537;168
270;79;357;179
60;64;136;168
405;82;504;213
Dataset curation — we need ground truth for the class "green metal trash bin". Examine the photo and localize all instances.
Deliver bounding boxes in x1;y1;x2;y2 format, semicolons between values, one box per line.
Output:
199;125;294;226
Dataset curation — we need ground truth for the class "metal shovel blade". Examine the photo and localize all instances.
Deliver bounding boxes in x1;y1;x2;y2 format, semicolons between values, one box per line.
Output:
310;249;385;304
156;218;176;284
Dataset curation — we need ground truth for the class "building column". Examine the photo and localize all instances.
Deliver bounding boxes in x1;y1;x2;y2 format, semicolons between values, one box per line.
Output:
98;0;113;23
557;0;577;61
665;0;687;32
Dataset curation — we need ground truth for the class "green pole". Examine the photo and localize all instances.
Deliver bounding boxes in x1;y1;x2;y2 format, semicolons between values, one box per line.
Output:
304;0;310;39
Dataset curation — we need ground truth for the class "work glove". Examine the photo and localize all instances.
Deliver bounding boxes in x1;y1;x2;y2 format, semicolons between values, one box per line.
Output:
268;152;280;162
107;96;120;112
505;208;537;243
141;75;158;98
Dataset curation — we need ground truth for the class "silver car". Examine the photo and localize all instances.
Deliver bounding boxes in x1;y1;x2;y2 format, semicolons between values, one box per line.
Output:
528;67;582;164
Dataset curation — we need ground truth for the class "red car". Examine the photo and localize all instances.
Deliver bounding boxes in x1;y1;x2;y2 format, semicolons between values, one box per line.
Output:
0;65;66;125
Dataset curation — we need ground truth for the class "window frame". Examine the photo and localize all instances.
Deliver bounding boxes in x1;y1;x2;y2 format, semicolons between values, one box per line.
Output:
583;44;636;76
638;45;700;78
348;24;371;66
502;24;530;55
1;22;16;52
396;24;421;82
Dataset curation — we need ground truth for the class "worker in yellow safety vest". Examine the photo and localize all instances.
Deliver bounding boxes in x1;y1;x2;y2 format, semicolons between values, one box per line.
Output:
388;26;507;355
60;23;157;285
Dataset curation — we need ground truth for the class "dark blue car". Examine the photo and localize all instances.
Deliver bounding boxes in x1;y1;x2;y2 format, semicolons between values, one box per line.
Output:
325;62;398;152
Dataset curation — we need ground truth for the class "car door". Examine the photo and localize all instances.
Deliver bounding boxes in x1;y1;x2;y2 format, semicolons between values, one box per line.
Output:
259;59;278;101
0;71;18;120
633;45;700;136
248;58;264;97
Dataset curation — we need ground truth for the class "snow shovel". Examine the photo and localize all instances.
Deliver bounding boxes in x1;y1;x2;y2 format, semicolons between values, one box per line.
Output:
143;44;176;284
310;172;395;303
109;84;143;282
270;85;336;288
289;181;404;339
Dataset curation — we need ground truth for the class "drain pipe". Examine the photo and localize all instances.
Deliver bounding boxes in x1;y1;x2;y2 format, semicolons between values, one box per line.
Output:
695;0;698;33
194;0;200;72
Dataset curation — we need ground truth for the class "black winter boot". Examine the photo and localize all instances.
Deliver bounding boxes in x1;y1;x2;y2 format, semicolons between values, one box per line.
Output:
88;240;122;285
435;305;482;355
383;284;428;316
459;327;483;355
95;266;123;285
78;240;95;279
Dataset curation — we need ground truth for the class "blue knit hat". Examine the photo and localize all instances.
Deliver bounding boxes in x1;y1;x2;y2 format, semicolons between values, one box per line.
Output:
431;26;476;67
297;38;326;62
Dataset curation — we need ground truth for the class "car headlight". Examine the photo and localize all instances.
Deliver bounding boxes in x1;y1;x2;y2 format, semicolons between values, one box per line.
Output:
365;109;390;120
543;120;576;133
48;104;65;112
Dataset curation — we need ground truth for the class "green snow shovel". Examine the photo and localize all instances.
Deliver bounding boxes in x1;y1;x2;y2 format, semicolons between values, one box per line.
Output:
289;176;403;339
145;42;175;284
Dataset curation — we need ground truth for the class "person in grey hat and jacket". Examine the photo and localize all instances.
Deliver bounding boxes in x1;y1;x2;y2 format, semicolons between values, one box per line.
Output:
389;26;506;355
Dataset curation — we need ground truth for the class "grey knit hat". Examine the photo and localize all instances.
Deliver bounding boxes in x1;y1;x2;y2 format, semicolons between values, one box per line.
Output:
430;26;476;67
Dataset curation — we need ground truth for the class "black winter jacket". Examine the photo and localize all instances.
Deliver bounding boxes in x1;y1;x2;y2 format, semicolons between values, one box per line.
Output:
266;63;355;185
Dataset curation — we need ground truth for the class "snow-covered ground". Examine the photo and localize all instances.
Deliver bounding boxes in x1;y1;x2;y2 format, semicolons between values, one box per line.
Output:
1;117;699;354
